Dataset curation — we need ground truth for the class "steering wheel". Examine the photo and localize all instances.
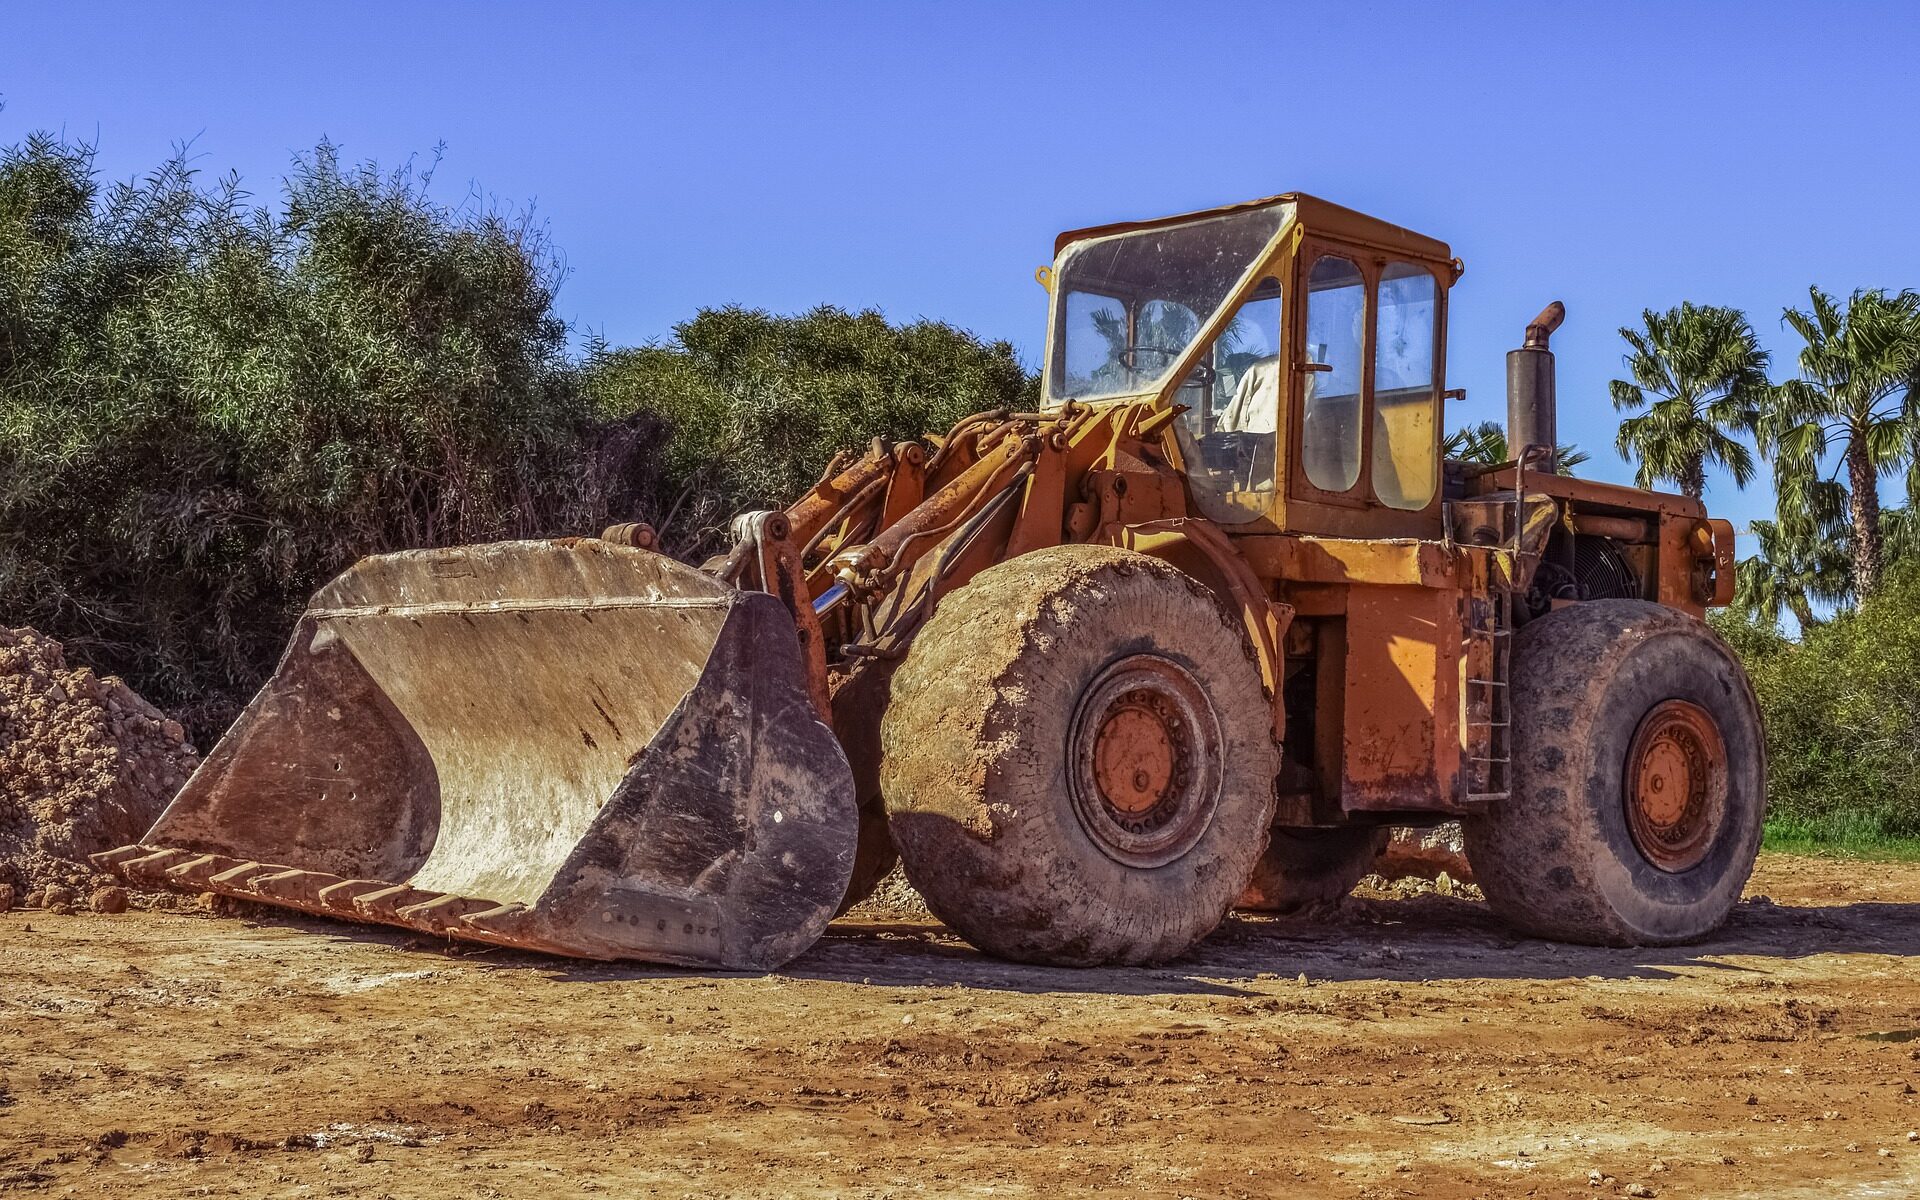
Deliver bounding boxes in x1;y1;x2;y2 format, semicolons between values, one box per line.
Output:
1117;345;1177;371
1118;345;1216;388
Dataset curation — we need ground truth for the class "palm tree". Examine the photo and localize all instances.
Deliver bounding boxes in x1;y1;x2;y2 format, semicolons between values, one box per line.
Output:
1443;420;1590;476
1610;303;1770;499
1760;287;1920;598
1882;504;1920;567
1735;516;1852;631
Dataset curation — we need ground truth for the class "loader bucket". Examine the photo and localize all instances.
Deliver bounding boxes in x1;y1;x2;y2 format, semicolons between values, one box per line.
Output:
93;539;857;970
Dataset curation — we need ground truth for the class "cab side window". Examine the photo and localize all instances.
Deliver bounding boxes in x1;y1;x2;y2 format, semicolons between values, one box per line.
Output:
1301;255;1366;493
1371;263;1439;510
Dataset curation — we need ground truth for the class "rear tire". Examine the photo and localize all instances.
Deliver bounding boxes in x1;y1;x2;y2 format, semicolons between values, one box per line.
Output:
1237;826;1387;912
1464;600;1764;945
881;545;1278;966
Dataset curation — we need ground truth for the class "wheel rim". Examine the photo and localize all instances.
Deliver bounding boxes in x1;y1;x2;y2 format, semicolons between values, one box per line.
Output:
1067;654;1224;868
1622;699;1727;873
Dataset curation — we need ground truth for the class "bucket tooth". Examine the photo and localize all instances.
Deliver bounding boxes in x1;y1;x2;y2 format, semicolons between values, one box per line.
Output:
90;844;160;870
351;884;442;923
456;902;528;929
208;861;267;886
394;893;493;930
163;854;223;883
112;847;190;885
315;879;389;912
246;868;341;906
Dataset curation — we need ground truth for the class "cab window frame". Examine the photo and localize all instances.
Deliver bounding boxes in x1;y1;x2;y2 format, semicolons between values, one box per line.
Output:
1285;244;1448;517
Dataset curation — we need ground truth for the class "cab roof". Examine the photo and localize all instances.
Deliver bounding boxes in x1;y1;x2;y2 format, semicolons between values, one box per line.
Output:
1053;193;1454;266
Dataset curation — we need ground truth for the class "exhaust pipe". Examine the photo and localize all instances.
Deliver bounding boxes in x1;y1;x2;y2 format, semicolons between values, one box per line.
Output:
1507;301;1564;472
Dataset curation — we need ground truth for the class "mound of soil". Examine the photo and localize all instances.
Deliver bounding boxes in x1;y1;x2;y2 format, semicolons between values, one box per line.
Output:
0;627;200;904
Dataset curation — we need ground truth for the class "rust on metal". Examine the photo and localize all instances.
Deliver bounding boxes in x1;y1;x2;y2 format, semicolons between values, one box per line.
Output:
1623;699;1727;873
1067;654;1222;868
1522;301;1566;350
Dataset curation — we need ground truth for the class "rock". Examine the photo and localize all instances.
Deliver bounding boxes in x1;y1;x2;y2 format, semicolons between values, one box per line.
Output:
1625;1186;1656;1198
1374;822;1474;883
43;885;76;910
89;886;129;915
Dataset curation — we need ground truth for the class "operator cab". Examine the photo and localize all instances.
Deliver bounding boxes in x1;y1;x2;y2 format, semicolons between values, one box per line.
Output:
1042;194;1458;538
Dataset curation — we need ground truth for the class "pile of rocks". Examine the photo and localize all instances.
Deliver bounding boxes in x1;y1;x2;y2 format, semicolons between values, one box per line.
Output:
1375;822;1475;884
0;627;200;913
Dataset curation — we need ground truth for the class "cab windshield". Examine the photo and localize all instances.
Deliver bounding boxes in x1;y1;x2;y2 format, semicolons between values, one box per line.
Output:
1047;203;1293;403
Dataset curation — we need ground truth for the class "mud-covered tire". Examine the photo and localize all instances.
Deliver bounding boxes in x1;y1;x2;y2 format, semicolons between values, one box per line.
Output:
1237;826;1387;912
829;663;900;915
880;545;1278;966
1464;599;1764;946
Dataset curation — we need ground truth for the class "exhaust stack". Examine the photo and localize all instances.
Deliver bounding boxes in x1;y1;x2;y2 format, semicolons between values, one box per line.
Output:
1507;301;1565;471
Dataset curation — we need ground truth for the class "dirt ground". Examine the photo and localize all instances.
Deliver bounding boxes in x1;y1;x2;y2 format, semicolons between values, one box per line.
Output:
3;854;1918;1199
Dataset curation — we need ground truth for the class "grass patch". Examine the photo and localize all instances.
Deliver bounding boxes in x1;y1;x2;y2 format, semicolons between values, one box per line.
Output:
1762;812;1920;862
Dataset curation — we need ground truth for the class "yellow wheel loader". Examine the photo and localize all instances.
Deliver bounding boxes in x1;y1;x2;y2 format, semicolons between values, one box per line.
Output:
98;194;1759;970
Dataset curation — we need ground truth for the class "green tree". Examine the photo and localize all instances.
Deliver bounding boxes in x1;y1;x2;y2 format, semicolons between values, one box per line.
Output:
0;135;596;732
581;305;1034;557
1741;560;1920;842
1443;420;1589;476
1609;302;1770;499
1761;287;1920;598
1735;517;1852;631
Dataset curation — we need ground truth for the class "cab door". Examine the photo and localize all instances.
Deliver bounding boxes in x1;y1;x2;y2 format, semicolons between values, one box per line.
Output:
1282;242;1447;540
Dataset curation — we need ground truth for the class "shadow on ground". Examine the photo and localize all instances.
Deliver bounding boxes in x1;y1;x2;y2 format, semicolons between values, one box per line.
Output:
238;889;1920;998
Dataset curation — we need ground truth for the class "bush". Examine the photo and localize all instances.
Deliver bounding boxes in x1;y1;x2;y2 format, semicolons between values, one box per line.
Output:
1737;563;1920;840
0;134;1038;736
0;135;617;733
581;305;1034;558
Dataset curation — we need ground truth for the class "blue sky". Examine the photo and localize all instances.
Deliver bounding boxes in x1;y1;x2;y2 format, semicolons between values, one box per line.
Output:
4;1;1918;541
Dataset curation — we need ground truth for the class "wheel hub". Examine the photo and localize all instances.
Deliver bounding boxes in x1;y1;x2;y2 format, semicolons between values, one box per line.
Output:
1068;655;1223;868
1623;699;1727;873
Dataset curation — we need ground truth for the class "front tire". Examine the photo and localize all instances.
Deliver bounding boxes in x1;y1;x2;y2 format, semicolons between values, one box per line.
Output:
1464;600;1764;945
880;545;1278;966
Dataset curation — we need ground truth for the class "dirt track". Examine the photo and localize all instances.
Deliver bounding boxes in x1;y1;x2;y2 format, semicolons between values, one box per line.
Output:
4;854;1919;1199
